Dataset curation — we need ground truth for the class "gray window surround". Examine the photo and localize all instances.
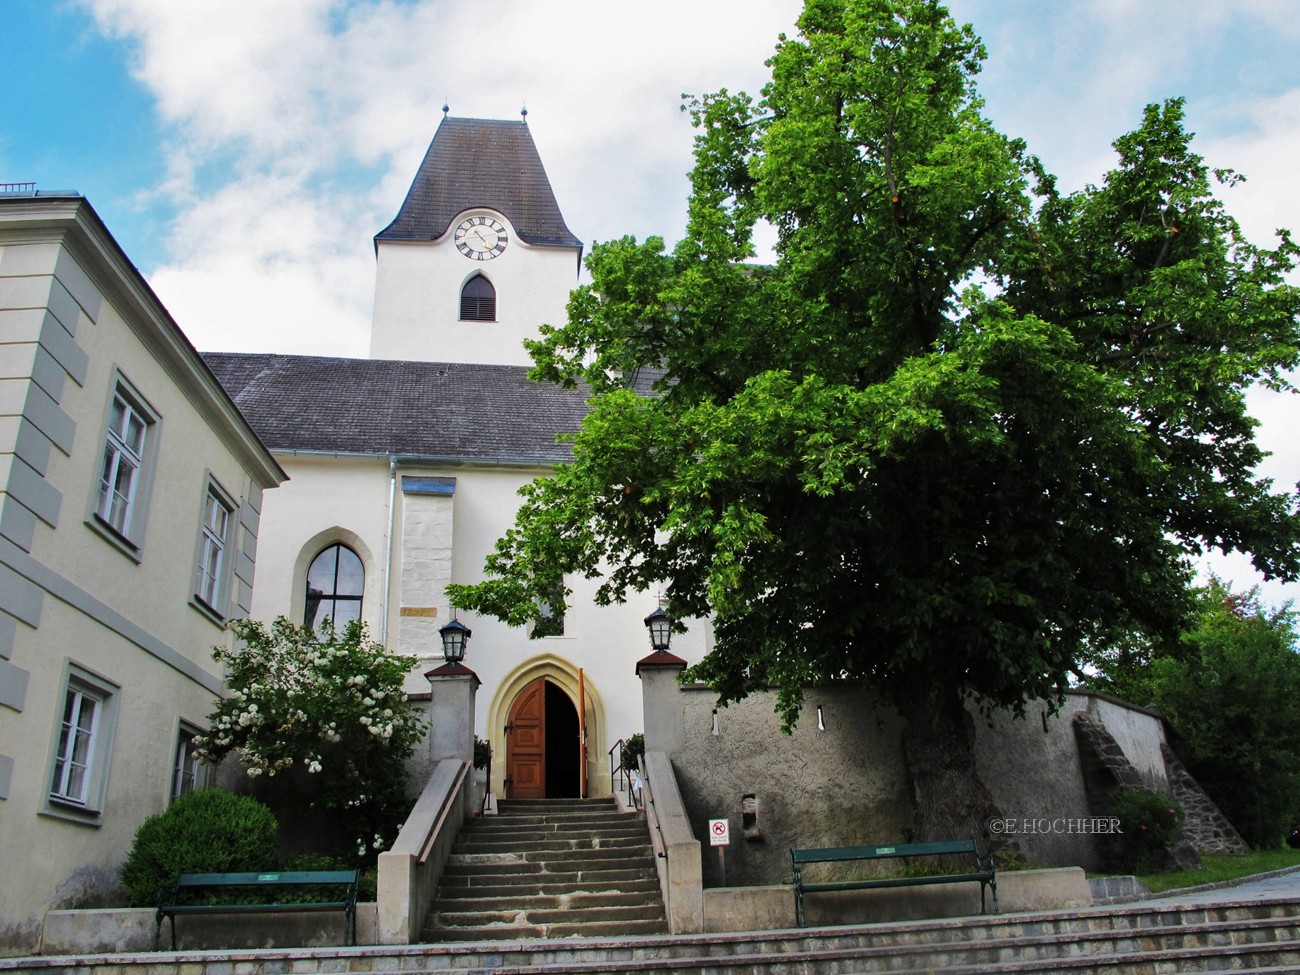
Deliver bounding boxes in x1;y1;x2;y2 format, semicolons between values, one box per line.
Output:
85;371;161;562
42;661;120;826
170;721;209;802
189;474;237;625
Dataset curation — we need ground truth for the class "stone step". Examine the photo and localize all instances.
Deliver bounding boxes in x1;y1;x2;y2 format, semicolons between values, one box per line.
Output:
494;801;621;818
446;848;655;871
428;917;673;942
436;878;665;899
440;868;660;892
454;836;651;856
433;889;664;914
429;901;666;932
464;817;648;836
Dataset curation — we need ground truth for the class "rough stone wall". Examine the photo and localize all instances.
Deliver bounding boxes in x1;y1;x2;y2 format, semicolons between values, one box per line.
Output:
1072;711;1198;870
650;684;1221;884
666;685;912;888
1162;742;1250;855
971;697;1103;869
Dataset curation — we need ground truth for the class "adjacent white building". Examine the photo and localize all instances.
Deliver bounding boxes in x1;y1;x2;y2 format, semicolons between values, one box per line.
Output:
0;191;285;953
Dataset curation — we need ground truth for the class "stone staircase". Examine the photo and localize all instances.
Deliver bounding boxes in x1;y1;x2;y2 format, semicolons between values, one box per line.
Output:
13;897;1300;974
424;796;668;940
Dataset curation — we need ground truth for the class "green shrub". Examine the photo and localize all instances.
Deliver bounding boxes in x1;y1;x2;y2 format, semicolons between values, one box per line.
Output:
474;736;492;771
119;790;278;906
621;733;645;774
1112;787;1184;873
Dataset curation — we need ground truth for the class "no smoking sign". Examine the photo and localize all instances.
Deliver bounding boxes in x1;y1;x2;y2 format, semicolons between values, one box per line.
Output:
709;818;730;846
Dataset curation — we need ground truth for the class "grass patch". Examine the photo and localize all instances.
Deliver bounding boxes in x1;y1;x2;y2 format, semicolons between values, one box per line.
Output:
1132;849;1300;893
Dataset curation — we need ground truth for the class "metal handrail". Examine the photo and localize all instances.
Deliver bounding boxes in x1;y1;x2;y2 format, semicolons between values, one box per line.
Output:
608;738;631;798
639;754;668;858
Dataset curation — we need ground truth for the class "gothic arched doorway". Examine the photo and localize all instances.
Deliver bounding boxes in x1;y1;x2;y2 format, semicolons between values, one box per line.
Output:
505;677;582;799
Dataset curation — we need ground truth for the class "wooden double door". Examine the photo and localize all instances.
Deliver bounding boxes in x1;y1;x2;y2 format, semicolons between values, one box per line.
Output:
505;677;585;799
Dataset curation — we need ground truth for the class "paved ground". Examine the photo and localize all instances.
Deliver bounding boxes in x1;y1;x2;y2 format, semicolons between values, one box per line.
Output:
1145;865;1300;905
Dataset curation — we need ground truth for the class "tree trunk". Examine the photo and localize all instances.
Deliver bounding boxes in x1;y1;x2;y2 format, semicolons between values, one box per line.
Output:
897;686;1004;853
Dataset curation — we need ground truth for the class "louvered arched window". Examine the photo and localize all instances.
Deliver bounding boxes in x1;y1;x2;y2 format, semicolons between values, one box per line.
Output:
460;274;496;321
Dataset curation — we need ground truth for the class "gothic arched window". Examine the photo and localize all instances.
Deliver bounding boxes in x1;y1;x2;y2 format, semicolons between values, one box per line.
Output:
459;274;496;322
304;543;364;631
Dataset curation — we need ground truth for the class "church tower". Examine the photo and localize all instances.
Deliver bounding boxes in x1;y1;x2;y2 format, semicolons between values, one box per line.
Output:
369;115;583;366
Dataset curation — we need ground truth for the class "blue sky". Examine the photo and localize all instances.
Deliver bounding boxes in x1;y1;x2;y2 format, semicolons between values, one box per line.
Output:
3;0;1298;607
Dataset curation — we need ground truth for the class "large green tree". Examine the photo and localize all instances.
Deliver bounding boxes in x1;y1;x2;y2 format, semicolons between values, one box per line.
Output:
449;0;1300;841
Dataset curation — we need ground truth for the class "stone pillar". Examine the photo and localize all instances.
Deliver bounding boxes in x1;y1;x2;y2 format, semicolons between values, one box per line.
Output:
637;650;688;756
425;663;480;765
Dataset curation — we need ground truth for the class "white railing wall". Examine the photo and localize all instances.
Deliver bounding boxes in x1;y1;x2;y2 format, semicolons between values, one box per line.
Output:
376;758;471;944
641;750;703;933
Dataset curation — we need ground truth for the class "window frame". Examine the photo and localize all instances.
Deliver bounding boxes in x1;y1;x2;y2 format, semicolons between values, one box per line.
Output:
43;662;119;825
86;372;161;560
304;542;365;633
171;722;209;802
459;273;497;322
190;476;238;622
532;575;567;638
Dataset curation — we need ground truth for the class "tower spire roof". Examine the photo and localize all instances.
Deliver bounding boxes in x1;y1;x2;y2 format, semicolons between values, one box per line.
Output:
376;116;582;251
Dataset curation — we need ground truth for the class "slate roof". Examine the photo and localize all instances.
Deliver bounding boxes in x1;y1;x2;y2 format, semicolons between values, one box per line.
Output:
202;352;587;464
376;116;582;251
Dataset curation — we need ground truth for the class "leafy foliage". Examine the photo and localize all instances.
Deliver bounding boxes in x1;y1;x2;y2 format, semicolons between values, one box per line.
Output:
119;790;278;907
1092;581;1300;849
194;617;424;859
474;735;493;771
1110;788;1184;874
621;732;646;773
447;0;1300;836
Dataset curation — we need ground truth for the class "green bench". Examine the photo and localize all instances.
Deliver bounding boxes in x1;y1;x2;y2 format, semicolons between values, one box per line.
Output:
154;869;359;950
790;839;996;927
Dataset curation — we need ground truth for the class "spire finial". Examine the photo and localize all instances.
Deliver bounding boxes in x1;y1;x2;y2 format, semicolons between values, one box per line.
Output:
442;102;450;117
520;104;528;121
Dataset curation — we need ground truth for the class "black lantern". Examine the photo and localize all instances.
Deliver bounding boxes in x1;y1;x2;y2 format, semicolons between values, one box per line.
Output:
643;606;672;652
439;617;472;665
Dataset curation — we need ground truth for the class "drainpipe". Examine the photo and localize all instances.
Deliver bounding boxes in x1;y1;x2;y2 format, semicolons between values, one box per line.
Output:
382;454;397;646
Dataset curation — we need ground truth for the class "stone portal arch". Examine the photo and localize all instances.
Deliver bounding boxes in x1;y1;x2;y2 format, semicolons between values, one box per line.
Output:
487;654;608;799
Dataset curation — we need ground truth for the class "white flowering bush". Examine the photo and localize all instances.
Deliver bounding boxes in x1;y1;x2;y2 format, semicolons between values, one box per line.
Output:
194;617;424;859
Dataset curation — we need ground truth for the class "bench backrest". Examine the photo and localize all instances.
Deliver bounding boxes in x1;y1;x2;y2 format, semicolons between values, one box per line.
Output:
792;839;978;864
175;870;358;889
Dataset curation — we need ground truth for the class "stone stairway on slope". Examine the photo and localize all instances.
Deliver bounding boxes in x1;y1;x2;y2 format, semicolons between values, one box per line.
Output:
424;796;668;941
14;897;1300;974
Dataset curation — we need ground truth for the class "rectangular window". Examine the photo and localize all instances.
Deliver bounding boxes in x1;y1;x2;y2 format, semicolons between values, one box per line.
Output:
97;392;148;534
51;684;102;805
196;489;232;610
172;725;207;801
45;663;119;822
89;375;160;556
534;577;566;638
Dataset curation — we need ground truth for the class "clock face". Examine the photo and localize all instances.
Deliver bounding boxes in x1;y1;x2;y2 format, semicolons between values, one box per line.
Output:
454;215;509;260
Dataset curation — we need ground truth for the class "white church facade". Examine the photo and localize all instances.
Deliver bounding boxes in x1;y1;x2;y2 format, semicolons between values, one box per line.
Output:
205;115;703;803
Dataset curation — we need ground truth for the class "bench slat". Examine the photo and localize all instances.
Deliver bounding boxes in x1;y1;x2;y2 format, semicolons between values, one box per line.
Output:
792;839;976;863
176;870;357;886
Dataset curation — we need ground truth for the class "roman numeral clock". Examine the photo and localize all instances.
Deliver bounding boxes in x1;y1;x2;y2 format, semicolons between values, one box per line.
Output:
454;215;509;261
